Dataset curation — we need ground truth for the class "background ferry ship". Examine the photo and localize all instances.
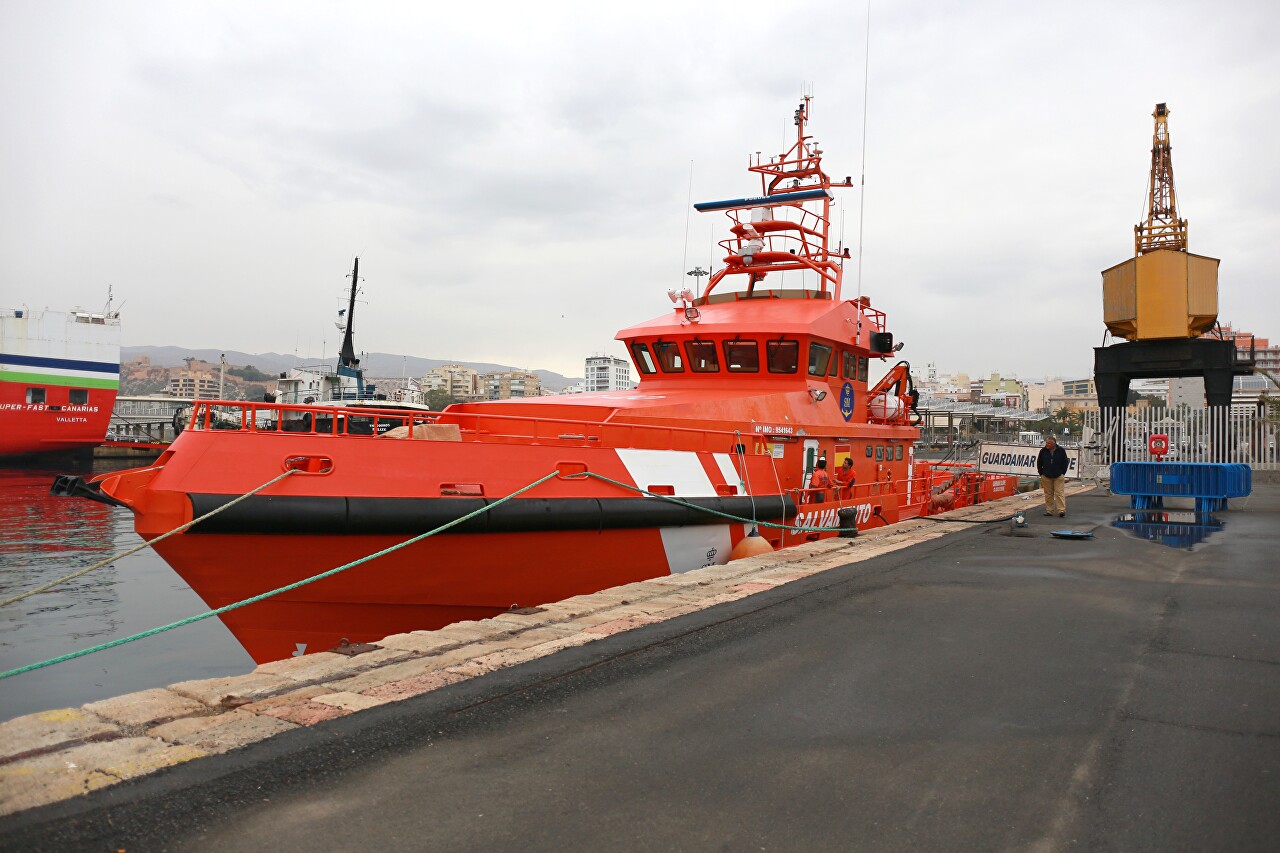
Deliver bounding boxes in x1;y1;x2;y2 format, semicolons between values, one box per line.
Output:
1;299;121;460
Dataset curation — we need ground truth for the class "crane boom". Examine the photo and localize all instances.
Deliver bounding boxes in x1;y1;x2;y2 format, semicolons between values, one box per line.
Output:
1134;103;1188;255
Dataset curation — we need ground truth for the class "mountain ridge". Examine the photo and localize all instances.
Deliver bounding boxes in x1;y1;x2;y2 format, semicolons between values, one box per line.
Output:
123;346;582;391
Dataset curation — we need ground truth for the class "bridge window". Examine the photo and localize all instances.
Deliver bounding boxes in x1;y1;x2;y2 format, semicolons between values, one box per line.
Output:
654;341;685;373
630;342;657;375
723;340;759;372
684;339;720;373
842;351;858;380
69;389;88;405
858;356;869;382
766;340;799;374
26;387;46;404
808;343;833;377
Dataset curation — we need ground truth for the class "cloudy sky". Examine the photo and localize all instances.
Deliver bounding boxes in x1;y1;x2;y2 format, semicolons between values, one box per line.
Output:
3;1;1276;381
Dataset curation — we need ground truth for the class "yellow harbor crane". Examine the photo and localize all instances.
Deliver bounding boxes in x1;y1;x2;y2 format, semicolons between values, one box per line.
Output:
1093;103;1251;411
1102;103;1220;341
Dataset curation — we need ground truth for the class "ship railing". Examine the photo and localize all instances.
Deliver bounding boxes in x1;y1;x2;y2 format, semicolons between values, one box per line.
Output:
184;400;757;453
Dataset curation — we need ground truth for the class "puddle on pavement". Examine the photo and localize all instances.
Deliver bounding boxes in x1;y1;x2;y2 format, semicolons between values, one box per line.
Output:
1111;510;1224;550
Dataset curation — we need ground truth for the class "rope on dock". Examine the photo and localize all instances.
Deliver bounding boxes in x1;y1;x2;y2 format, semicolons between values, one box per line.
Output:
0;468;302;609
0;470;561;681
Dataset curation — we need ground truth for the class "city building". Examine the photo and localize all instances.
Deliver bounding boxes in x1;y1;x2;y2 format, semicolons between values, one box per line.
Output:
422;364;484;403
1026;379;1065;413
482;370;542;400
584;354;634;392
972;373;1027;408
167;373;220;399
1206;324;1280;374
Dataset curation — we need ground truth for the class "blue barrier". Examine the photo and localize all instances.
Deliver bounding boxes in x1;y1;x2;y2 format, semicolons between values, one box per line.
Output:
1110;462;1252;513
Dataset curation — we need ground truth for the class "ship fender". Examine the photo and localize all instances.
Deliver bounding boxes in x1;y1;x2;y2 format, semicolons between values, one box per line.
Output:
184;494;796;536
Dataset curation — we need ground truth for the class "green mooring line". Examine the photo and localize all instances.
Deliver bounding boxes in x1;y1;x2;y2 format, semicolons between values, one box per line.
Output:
1;468;301;609
4;465;897;681
0;470;561;681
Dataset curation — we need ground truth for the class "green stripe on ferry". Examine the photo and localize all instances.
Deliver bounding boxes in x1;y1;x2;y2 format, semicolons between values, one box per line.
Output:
0;370;119;390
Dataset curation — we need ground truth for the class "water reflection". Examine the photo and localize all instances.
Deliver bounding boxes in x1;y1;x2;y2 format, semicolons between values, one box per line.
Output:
1111;509;1224;550
0;462;253;721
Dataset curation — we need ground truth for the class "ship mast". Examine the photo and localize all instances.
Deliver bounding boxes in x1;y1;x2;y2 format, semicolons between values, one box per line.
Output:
693;97;854;302
1135;103;1188;255
339;257;360;370
336;257;365;396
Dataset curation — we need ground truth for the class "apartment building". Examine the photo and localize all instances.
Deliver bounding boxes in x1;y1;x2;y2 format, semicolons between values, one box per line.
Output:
585;355;634;392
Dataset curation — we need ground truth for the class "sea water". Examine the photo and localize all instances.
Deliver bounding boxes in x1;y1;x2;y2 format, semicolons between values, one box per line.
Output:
0;462;254;722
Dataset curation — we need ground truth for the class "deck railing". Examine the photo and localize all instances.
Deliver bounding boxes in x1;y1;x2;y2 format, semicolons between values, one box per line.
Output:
185;400;755;453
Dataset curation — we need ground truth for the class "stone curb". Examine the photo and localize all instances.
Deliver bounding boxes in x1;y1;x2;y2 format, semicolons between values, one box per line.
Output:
0;484;1090;817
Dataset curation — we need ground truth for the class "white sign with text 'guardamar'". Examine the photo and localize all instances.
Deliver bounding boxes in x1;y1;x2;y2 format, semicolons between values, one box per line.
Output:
977;443;1080;479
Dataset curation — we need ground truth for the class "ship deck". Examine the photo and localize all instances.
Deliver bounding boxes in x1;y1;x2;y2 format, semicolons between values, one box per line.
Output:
3;482;1279;851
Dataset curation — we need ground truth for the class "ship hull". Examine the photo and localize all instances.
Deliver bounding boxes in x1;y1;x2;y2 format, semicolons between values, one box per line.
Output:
93;428;812;663
153;526;736;663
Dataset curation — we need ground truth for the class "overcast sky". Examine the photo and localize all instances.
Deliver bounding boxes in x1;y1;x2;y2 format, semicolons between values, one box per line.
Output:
3;1;1277;381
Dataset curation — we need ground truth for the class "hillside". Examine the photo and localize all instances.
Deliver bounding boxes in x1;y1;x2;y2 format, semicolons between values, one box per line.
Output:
122;346;582;391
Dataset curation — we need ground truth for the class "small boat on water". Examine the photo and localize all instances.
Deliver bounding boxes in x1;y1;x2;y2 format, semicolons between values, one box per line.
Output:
57;99;1013;663
1;298;121;460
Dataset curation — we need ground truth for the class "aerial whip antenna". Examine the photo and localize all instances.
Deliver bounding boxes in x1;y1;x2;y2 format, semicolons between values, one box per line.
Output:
680;160;694;286
855;1;872;318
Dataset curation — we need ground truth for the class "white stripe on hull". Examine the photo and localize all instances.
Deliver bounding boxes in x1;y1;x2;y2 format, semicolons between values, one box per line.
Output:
712;452;743;493
616;448;717;497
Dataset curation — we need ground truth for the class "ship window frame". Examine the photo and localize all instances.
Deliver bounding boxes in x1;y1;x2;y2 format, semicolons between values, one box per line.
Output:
722;339;760;373
842;351;858;380
876;445;884;461
896;445;904;461
766;339;799;374
630;342;657;375
808;343;833;378
858;356;869;382
684;339;720;373
26;387;46;405
68;388;89;405
653;341;685;373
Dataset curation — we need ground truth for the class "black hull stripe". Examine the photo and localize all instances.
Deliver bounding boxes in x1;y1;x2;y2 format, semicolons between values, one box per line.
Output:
185;494;795;536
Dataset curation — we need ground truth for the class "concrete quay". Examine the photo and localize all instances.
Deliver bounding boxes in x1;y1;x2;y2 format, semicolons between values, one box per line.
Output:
2;480;1278;851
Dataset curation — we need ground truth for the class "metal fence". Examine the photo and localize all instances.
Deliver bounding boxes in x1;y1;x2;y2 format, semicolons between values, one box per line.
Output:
1081;407;1279;473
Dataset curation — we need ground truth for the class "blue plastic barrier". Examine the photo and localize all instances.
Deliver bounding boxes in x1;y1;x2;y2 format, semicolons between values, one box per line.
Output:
1110;462;1252;514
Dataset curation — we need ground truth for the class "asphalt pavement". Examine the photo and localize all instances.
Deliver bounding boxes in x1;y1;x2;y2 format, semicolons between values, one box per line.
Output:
4;485;1278;851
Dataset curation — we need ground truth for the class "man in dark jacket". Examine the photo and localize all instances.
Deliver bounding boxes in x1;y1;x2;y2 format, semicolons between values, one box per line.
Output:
1037;436;1070;517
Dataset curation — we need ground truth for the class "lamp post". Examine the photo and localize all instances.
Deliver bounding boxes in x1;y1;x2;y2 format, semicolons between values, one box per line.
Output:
686;265;709;296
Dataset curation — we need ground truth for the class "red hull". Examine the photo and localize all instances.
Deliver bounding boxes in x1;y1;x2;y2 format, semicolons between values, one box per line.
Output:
155;526;712;663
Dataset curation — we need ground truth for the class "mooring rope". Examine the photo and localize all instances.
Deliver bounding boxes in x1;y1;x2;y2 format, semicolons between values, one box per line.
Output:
0;470;560;681
0;468;301;609
2;464;1011;680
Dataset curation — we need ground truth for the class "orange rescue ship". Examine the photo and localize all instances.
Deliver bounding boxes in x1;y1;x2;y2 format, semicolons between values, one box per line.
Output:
57;98;1013;663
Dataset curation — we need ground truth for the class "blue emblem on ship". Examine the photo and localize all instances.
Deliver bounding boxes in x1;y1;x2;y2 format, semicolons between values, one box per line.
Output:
839;382;855;422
